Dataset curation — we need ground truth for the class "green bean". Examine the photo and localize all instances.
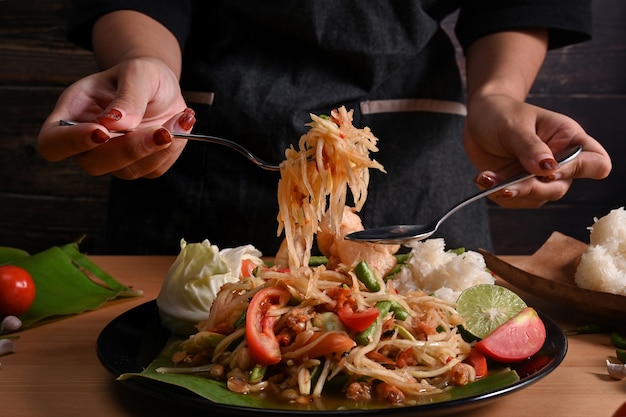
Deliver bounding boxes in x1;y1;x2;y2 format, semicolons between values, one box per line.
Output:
249;364;267;383
617;349;626;363
234;310;247;328
308;256;328;266
610;332;626;349
354;261;380;292
356;301;392;345
388;300;409;321
565;323;611;335
394;253;411;264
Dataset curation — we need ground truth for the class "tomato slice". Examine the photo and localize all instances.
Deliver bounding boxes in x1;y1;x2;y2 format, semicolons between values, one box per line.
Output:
464;348;488;379
337;305;379;332
245;286;292;365
475;307;547;363
240;259;258;278
299;331;356;359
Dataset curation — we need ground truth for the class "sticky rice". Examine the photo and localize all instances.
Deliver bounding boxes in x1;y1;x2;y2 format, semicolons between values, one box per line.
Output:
393;238;495;302
574;207;626;295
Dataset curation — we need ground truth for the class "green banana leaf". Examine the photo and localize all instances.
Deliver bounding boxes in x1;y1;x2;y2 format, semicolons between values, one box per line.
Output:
119;336;268;408
119;334;520;411
0;243;142;333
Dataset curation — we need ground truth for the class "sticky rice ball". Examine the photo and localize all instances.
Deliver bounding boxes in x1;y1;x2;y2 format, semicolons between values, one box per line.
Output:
574;207;626;296
589;206;626;255
393;238;495;302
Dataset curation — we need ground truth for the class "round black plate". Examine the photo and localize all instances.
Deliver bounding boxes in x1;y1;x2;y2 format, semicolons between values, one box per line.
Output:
97;300;567;416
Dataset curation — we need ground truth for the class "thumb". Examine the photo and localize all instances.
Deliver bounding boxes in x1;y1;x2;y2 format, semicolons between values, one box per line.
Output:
94;63;157;130
513;138;561;176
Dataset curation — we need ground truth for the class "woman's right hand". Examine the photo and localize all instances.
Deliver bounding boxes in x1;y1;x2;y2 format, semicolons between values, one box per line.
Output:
37;56;194;179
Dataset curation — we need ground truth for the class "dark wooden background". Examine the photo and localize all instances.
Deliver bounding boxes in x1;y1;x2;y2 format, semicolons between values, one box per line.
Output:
1;0;624;255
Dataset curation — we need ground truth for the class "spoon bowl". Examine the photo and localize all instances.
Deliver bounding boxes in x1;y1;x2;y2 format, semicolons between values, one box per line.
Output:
345;145;583;244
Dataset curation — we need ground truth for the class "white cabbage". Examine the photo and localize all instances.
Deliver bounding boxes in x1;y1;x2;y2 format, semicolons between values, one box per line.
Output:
156;239;263;334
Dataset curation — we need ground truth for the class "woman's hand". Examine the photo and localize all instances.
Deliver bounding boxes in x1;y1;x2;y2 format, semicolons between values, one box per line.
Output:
464;29;611;209
464;93;612;208
37;57;194;179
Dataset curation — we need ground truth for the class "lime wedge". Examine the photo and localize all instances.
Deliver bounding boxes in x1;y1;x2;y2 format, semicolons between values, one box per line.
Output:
456;284;527;339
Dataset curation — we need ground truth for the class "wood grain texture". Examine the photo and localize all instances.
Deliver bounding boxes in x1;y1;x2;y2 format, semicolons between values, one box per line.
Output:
1;256;625;417
0;0;624;255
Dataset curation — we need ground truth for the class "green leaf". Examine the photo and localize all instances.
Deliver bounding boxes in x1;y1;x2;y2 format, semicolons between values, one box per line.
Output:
1;243;142;332
120;335;522;411
0;246;30;264
119;337;268;408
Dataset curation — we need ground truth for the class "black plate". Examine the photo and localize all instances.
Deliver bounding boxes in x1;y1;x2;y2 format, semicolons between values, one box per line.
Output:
97;300;567;416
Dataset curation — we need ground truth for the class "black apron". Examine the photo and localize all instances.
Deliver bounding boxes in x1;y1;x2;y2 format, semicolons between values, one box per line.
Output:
95;0;493;255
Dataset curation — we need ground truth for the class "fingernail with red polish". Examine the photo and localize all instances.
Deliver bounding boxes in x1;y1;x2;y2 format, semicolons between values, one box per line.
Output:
496;189;517;199
91;129;110;144
538;174;556;183
153;128;172;146
539;158;559;171
474;173;496;188
178;109;196;131
96;109;123;123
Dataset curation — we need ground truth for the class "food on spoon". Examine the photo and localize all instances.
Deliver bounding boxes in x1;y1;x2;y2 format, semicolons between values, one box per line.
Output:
474;307;546;363
574;206;626;296
455;284;527;339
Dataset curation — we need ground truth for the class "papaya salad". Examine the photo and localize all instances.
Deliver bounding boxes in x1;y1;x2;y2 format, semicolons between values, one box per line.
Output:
155;107;509;407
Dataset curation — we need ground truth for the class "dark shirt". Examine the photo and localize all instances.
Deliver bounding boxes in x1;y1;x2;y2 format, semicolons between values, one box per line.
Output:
67;1;591;255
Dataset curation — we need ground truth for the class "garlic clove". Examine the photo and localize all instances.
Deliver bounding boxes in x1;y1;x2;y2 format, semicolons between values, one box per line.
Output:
0;338;15;356
606;356;626;380
1;315;22;332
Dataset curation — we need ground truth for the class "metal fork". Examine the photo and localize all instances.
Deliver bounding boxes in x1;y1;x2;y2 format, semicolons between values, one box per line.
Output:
59;120;280;171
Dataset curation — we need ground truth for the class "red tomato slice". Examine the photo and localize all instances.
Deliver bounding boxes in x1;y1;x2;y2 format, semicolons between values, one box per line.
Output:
337;305;379;332
240;258;258;278
475;307;547;363
0;265;36;318
465;348;488;379
245;286;292;365
298;331;356;359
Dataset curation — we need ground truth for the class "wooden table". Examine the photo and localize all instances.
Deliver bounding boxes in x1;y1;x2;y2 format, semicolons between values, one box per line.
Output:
1;256;625;417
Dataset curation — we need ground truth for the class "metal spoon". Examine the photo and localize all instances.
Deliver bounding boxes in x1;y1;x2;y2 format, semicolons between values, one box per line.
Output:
345;145;583;244
59;120;280;171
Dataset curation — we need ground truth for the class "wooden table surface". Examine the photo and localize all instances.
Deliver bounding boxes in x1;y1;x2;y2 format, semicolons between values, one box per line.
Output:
1;255;625;417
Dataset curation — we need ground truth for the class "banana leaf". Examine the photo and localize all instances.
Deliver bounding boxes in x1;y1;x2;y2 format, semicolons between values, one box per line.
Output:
0;243;142;333
119;333;520;411
119;336;268;408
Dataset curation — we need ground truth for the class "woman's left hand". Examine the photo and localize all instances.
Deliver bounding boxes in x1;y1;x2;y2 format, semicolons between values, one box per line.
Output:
463;94;612;208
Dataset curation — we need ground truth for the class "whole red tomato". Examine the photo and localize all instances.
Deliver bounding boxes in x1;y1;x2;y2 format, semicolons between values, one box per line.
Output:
0;265;36;317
